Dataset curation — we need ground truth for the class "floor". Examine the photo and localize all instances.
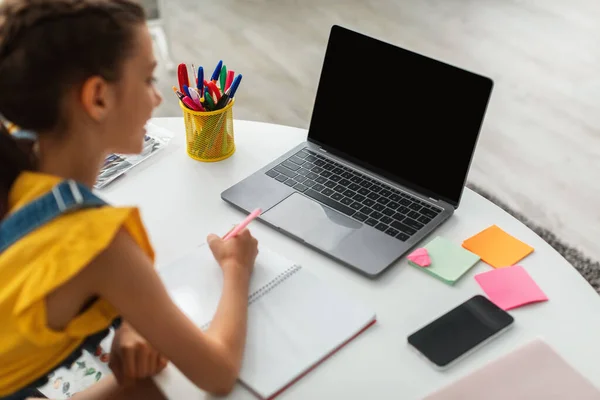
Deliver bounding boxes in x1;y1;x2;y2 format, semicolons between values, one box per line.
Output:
148;0;600;261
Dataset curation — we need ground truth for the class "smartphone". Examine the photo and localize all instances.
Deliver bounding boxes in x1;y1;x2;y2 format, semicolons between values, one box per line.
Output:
407;295;514;369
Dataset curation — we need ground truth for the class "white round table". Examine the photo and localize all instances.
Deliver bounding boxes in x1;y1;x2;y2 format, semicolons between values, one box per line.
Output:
101;117;600;399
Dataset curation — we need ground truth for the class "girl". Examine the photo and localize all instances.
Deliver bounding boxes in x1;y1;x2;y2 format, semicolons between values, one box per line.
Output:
0;0;259;399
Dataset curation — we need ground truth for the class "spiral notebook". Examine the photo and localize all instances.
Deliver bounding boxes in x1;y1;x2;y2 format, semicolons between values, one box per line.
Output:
154;244;376;399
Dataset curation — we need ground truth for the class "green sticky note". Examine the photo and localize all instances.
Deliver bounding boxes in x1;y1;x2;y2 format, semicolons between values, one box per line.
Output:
409;236;480;285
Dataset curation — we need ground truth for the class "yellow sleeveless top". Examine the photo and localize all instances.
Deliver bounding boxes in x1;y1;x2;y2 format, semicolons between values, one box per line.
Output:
0;172;155;395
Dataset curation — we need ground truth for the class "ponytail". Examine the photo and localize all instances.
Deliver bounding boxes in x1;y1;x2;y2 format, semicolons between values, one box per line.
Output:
0;0;146;219
0;120;35;219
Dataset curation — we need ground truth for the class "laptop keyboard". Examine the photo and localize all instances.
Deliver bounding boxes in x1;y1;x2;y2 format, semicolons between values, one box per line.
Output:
265;148;443;242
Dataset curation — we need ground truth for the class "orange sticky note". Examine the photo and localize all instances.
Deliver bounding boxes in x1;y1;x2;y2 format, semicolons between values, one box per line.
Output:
462;225;533;268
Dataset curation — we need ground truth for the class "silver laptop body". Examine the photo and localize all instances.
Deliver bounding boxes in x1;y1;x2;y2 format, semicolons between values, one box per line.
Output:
221;25;493;277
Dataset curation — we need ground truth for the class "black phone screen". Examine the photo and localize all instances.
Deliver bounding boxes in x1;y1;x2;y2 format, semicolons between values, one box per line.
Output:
408;295;514;367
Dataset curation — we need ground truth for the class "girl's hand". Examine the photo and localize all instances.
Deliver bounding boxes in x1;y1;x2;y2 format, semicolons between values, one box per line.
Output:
109;322;168;385
207;229;258;277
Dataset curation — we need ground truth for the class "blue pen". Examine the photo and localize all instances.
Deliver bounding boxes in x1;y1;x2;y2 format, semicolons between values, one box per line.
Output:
182;85;191;99
197;66;204;95
227;74;242;98
215;74;243;109
210;60;223;83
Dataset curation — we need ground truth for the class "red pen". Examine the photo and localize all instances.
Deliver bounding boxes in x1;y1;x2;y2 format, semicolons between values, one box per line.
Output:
206;81;222;101
225;70;235;92
204;80;221;101
177;63;190;93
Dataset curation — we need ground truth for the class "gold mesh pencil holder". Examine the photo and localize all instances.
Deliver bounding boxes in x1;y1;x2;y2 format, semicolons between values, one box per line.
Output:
180;99;235;162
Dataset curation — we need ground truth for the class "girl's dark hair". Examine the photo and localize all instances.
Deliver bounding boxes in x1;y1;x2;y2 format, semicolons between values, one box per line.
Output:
0;0;145;218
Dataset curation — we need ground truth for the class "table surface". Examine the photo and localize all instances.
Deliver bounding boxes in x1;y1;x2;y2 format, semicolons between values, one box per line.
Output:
100;117;600;400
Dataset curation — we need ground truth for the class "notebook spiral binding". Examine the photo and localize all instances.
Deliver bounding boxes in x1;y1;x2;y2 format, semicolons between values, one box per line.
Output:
201;264;302;330
247;264;302;305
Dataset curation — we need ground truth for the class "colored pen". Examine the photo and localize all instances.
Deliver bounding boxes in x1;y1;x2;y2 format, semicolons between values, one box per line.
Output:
219;64;227;93
215;74;242;109
172;87;202;111
203;87;215;110
192;63;197;82
197;66;204;94
214;94;229;110
211;60;223;83
193;98;205;111
177;63;189;93
225;70;235;92
182;96;203;111
204;80;220;100
188;87;202;107
227;74;242;98
206;81;222;101
182;85;191;99
172;86;185;101
174;88;204;111
223;208;262;240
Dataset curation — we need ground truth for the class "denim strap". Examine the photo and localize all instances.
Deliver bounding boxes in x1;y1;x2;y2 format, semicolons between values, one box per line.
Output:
0;180;106;253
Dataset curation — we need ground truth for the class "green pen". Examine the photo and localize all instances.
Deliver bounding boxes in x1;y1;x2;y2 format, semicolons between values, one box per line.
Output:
204;89;215;110
219;64;227;93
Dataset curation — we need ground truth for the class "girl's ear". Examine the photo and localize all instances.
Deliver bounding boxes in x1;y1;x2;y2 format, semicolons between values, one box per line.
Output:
80;76;115;122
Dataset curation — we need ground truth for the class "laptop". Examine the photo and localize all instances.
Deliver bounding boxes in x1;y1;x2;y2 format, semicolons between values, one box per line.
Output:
424;339;600;399
221;25;493;277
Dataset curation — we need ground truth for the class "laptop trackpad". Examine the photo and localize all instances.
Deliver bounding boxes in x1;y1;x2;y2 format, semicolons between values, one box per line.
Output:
262;193;361;251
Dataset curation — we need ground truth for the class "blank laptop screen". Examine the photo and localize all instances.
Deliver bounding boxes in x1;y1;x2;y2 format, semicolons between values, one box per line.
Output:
307;25;493;207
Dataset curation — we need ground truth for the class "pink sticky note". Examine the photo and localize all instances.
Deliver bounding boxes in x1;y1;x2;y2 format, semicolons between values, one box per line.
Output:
474;265;548;311
408;248;431;267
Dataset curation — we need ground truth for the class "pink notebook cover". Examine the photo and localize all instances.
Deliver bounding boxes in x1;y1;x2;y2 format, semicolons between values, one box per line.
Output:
424;339;600;400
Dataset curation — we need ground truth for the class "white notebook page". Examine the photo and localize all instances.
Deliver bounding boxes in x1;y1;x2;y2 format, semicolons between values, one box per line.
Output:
240;266;375;398
155;245;376;399
157;244;296;329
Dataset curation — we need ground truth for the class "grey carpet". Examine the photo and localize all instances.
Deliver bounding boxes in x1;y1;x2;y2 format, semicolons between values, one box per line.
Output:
468;183;600;294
